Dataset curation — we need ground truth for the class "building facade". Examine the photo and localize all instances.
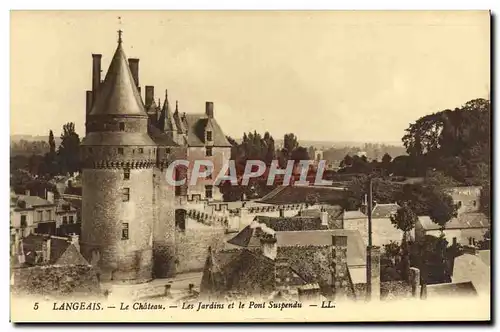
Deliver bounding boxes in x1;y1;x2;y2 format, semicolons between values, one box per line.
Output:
80;33;231;284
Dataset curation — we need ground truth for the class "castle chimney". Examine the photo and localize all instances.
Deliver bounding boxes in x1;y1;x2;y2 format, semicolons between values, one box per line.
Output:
85;90;93;114
205;101;214;118
69;233;80;252
260;235;278;260
92;54;102;97
145;86;154;107
128;58;140;89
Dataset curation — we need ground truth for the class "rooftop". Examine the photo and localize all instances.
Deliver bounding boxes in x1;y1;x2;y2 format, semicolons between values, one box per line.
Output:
259;185;346;205
418;212;490;231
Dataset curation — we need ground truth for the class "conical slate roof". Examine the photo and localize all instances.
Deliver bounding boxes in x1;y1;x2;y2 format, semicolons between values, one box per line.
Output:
90;41;146;116
159;90;175;132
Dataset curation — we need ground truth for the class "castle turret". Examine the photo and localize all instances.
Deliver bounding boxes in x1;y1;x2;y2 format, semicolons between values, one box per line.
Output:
80;31;156;284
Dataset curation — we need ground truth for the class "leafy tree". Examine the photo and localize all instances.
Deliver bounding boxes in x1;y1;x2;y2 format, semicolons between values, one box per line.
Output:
381;153;392;165
427;189;458;233
57;122;81;175
390;204;418;280
290;146;310;162
48;130;56;155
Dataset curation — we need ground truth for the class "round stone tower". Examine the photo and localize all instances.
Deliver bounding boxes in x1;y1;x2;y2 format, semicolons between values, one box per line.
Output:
80;33;156;284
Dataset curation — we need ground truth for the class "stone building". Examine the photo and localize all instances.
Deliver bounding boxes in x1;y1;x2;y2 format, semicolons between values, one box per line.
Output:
80;32;230;284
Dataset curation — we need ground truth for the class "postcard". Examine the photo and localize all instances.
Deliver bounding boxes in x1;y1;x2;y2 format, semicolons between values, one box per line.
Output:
9;10;491;323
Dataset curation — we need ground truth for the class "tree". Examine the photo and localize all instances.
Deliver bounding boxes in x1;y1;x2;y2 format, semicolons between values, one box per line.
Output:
427;189;458;233
381;153;392;165
290;146;310;162
390;204;418;281
340;154;353;168
48;130;56;155
57;122;81;175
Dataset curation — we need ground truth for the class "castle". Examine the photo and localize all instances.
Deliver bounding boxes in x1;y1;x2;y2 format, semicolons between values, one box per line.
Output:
80;32;231;284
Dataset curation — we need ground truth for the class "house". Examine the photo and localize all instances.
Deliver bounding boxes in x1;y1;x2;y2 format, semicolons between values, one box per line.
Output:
415;213;489;246
10;192;79;239
205;218;371;301
10;192;57;238
343;203;412;247
14;233;88;267
201;229;365;300
444;186;482;215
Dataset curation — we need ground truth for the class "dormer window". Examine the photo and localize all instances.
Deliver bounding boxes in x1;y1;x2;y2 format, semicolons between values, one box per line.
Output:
206;147;213;157
206;130;213;142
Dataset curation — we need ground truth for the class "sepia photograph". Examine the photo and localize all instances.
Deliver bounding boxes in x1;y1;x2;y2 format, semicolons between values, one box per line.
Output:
8;10;491;323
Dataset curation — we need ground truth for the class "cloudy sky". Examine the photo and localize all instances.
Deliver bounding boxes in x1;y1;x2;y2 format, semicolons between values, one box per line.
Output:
10;11;489;143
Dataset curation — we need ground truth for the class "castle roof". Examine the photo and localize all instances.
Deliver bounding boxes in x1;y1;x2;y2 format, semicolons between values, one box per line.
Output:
159;90;175;132
89;39;146;116
183;113;231;147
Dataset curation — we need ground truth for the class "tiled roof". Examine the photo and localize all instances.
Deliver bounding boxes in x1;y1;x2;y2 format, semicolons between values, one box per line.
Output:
343;210;367;220
259;186;347;205
21;234;87;266
148;123;179;146
12;195;53;209
253;215;325;232
183;113;231;147
371;203;400;218
418;212;490;231
299;205;344;220
276;230;366;266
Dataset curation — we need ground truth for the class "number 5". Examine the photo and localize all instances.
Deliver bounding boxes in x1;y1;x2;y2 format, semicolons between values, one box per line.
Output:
33;302;39;310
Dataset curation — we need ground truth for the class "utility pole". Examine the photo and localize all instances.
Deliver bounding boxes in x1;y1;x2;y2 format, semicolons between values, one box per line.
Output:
366;177;373;301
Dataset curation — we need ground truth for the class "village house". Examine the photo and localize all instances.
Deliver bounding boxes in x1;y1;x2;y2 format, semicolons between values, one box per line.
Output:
10;191;79;239
342;203;412;247
415;213;489;247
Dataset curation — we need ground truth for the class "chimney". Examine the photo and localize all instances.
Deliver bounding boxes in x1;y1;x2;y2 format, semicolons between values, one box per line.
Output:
367;245;381;301
260;234;278;260
145;86;154;107
205;101;214;118
92;54;102;97
69;233;80;252
128;58;140;89
85;90;93;114
320;209;329;228
46;191;54;204
42;236;52;263
409;267;420;298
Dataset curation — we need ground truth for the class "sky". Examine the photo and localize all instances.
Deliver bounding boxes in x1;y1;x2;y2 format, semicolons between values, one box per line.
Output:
10;10;490;143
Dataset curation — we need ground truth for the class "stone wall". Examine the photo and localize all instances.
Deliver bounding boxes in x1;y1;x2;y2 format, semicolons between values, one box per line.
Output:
81;168;154;283
11;264;101;297
175;218;226;273
152;168;176;278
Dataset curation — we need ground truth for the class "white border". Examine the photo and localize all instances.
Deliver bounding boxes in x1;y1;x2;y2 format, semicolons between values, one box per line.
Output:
2;1;498;331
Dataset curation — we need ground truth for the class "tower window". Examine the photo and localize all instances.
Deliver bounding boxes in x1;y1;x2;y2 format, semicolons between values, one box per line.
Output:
206;130;213;142
122;223;129;240
69;215;74;224
124;169;130;180
206;147;213;157
139;148;144;154
122;188;130;202
20;215;27;228
165;148;171;154
119;122;125;131
63;216;68;224
205;185;213;199
88;147;93;154
118;148;124;155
